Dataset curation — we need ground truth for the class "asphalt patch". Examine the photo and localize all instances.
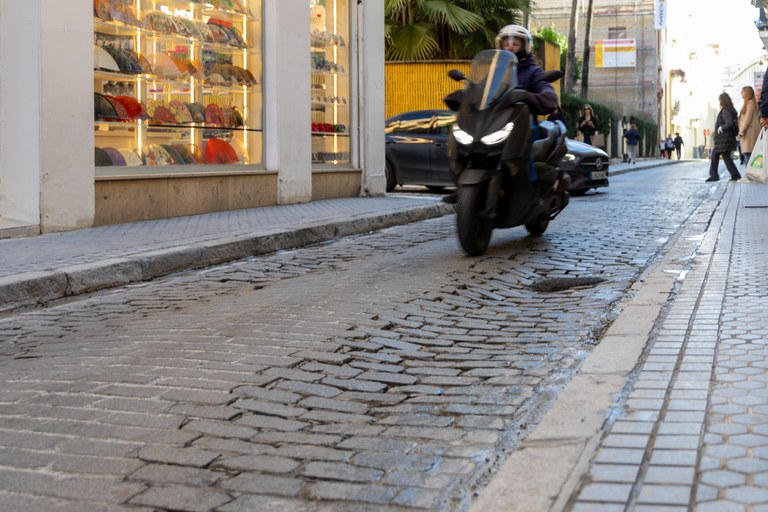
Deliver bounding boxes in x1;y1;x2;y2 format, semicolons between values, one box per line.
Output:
530;276;606;293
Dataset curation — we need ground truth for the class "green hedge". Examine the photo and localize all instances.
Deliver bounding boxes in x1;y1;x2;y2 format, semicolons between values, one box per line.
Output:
559;93;657;157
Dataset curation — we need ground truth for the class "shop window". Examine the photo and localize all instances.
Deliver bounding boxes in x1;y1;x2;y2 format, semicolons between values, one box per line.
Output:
94;0;263;173
310;0;350;166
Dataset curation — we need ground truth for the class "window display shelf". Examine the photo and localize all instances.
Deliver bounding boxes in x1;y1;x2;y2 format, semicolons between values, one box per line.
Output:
309;0;350;167
94;0;263;171
94;22;259;52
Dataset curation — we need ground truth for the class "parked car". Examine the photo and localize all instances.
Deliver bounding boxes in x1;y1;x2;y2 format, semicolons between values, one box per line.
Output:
384;109;609;195
559;138;610;195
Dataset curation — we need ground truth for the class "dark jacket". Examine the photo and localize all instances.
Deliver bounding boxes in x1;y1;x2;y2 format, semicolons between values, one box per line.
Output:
761;68;768;120
713;106;739;153
624;128;641;145
577;115;599;138
516;56;558;116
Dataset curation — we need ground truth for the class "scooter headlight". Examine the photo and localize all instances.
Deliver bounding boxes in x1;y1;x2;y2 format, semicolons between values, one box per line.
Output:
481;122;514;145
452;123;474;145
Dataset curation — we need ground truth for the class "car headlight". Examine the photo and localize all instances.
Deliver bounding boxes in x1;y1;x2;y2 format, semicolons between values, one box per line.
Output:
480;122;514;145
561;153;576;163
452;123;474;145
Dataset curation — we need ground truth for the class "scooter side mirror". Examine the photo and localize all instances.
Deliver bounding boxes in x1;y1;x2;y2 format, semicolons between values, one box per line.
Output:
448;69;466;82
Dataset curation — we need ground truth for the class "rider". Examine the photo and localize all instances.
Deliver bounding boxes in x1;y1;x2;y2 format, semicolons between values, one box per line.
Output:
442;24;559;204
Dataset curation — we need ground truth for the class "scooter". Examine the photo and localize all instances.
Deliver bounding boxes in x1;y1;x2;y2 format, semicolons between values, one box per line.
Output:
445;49;570;256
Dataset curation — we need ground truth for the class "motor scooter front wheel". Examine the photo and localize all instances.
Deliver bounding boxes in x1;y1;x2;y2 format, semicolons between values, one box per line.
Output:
524;214;550;236
456;184;493;256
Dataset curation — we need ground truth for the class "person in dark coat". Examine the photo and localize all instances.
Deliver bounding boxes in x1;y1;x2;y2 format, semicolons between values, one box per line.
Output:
707;92;741;182
577;105;599;145
760;67;768;129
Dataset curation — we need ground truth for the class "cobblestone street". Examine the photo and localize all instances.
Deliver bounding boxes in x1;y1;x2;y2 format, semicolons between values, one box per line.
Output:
0;163;720;510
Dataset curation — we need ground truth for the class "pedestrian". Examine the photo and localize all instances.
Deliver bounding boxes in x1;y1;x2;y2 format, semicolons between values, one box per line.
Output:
761;65;768;129
706;92;741;182
577;105;599;145
664;135;675;160
673;133;684;160
659;140;666;159
738;85;760;167
623;123;641;164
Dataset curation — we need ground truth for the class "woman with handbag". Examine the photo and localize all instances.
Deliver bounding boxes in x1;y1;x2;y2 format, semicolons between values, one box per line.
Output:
707;92;741;182
577;104;599;145
738;86;760;168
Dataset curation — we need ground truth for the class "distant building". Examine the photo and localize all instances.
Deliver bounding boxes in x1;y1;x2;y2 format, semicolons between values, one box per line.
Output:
529;0;659;121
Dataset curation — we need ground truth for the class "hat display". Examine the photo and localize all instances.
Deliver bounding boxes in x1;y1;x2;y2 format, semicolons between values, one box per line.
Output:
148;53;186;79
94;45;120;72
94;0;111;21
204;103;225;126
231;138;248;163
118;148;145;166
169;101;193;124
185;102;206;124
94;0;263;171
172;144;199;164
115;95;148;120
204;138;239;164
109;1;141;27
146;144;176;166
103;147;127;166
95;147;113;166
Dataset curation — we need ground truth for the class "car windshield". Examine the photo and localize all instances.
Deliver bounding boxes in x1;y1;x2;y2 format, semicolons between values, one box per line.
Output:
465;50;518;111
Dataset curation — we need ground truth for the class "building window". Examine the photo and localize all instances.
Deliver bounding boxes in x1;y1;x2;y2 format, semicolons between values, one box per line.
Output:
94;0;263;173
311;0;350;166
608;27;627;40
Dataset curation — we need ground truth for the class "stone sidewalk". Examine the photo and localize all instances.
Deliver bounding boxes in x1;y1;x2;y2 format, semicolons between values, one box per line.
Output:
0;159;676;315
473;174;768;511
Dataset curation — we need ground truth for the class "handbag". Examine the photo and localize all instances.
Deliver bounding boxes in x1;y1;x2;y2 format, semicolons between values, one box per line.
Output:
746;128;768;183
591;132;605;148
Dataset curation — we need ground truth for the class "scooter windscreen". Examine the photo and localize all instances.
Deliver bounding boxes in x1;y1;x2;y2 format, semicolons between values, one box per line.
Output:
465;50;518;111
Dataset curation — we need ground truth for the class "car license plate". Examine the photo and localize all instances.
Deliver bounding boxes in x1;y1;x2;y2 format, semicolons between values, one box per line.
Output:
591;171;607;180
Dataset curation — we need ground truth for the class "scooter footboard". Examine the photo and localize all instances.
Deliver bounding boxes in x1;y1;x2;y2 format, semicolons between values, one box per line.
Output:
457;168;494;186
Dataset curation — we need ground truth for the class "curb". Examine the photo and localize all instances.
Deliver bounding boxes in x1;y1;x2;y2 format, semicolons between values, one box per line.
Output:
0;203;454;314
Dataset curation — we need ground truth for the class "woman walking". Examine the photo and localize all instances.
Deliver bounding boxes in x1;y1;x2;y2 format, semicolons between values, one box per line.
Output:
738;86;760;167
707;92;741;182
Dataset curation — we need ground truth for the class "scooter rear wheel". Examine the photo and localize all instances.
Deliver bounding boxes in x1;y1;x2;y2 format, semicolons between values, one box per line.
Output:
457;184;493;256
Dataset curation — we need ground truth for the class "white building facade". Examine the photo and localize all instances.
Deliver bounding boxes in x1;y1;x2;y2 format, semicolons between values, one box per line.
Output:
0;0;385;237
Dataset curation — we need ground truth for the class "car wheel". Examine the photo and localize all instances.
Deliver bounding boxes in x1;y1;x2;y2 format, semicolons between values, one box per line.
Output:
385;161;397;192
426;186;446;193
457;184;493;256
524;214;550;236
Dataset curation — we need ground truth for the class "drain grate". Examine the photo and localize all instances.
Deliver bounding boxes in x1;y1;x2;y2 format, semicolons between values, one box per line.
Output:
530;276;606;293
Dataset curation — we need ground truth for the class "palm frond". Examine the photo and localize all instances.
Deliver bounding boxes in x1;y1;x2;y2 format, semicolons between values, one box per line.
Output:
421;0;483;33
386;23;440;61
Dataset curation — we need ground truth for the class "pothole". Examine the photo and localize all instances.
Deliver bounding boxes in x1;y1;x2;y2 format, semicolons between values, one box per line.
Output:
530;276;606;293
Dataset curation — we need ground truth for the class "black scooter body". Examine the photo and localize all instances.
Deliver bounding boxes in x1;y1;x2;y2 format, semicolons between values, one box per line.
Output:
446;51;570;255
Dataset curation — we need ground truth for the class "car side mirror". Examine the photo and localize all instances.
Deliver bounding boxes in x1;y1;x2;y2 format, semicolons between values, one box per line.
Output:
448;69;466;82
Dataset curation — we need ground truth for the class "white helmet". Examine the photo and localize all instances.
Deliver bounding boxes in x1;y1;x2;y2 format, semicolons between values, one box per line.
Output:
495;24;533;55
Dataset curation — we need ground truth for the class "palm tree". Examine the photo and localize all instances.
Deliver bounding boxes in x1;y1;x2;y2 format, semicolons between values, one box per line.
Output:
579;0;594;98
565;0;579;94
385;0;533;61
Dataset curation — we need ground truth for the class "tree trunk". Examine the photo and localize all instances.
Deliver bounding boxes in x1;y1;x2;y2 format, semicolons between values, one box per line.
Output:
579;0;594;98
565;0;579;94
